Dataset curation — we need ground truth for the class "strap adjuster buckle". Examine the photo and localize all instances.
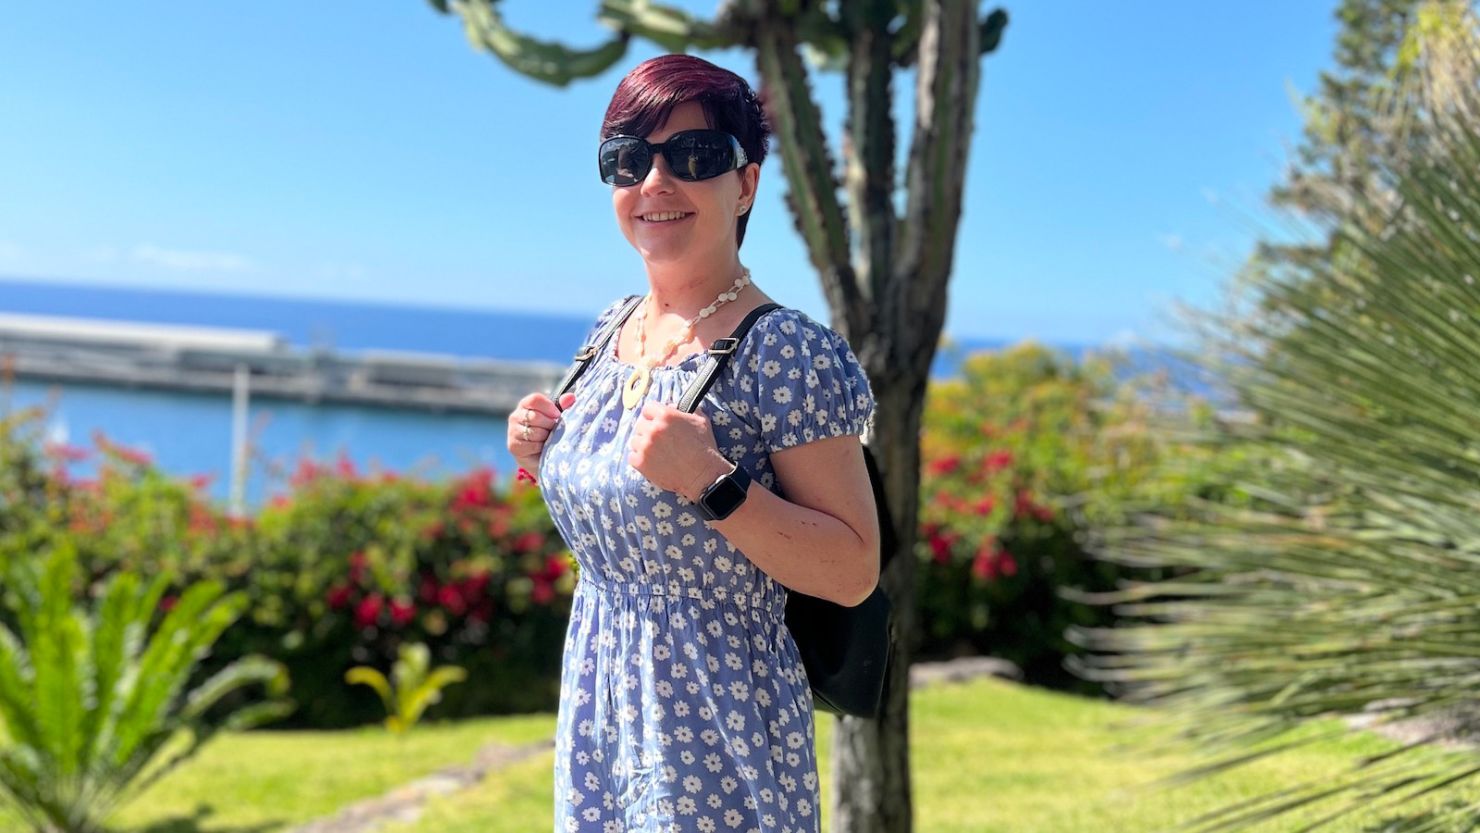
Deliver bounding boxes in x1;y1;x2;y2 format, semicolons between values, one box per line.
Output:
708;338;740;356
574;345;598;361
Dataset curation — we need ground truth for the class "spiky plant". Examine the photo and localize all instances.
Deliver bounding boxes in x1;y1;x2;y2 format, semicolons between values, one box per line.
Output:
1073;4;1480;831
345;642;467;734
0;543;293;833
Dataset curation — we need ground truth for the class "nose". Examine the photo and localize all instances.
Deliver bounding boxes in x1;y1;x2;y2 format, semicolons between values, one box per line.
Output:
639;152;677;197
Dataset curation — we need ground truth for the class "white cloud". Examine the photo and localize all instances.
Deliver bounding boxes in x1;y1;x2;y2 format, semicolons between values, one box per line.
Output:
131;244;253;273
1158;233;1184;253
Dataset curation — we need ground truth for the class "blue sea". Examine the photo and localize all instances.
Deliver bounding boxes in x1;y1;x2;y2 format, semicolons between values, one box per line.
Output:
0;277;1215;508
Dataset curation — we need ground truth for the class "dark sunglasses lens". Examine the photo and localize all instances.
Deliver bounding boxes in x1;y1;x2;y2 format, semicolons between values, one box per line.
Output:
599;138;650;186
665;132;736;181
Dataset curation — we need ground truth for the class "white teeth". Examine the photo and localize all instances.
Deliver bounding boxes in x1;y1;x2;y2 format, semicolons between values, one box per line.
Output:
641;211;688;222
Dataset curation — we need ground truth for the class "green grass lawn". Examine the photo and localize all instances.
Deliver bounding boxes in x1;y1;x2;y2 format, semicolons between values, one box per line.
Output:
0;678;1467;833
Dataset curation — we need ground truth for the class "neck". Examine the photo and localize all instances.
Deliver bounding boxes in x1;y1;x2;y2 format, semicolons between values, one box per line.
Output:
644;252;746;317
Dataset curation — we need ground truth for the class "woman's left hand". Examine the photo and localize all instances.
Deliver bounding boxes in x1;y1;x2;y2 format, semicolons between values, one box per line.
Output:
628;402;732;501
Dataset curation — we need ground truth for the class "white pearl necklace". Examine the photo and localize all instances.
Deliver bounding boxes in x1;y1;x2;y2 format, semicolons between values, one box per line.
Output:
622;267;751;409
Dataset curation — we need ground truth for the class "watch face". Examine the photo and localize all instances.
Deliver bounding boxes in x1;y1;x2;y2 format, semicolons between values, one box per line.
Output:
703;476;748;519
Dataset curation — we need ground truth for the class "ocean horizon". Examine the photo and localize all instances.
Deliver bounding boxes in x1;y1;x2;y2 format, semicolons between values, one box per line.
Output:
0;276;1219;508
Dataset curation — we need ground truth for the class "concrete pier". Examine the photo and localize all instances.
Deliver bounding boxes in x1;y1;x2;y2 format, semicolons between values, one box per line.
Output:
0;312;565;415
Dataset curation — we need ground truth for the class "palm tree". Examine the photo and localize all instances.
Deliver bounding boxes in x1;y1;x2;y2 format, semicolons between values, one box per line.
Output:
0;543;293;833
1074;4;1480;830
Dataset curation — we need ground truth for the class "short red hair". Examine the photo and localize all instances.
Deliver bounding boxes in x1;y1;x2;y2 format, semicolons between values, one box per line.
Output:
602;54;771;248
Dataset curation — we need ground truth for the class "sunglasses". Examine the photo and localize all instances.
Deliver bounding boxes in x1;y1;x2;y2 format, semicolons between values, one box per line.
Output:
598;129;749;187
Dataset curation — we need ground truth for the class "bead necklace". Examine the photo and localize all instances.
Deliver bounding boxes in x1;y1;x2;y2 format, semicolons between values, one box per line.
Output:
621;267;751;409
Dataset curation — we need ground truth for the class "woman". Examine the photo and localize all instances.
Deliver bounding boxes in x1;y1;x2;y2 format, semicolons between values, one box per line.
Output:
507;54;880;833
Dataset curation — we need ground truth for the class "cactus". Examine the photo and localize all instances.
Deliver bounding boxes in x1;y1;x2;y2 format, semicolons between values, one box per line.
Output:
427;3;1009;831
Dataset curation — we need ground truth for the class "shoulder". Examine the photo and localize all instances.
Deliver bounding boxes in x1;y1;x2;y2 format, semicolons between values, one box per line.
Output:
740;306;856;364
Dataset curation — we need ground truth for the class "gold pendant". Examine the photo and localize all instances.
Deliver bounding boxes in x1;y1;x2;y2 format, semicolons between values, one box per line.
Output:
622;367;650;409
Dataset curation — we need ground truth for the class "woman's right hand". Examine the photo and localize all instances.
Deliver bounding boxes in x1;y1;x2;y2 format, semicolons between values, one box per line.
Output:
508;391;577;479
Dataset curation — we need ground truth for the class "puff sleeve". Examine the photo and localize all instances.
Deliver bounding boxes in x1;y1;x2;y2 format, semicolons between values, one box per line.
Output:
734;308;875;453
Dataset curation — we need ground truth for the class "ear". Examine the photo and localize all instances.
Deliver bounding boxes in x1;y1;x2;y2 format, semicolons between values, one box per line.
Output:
738;163;760;214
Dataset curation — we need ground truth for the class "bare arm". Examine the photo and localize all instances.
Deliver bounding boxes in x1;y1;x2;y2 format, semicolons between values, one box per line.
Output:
680;435;880;607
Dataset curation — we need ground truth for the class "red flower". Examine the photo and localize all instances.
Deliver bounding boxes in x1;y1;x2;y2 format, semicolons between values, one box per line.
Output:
354;593;384;629
998;549;1019;577
540;555;569;581
335;452;359;480
160;595;178;612
973;495;996;516
513;531;545;554
459;572;491;605
389;598;416;627
270;494;292;508
188;473;215;492
928;532;954;564
984;449;1014;473
531;580;555;606
291;459;326;488
928;456;961;476
326;583;354;610
971;550;997;581
437;585;468;616
451;467;495;511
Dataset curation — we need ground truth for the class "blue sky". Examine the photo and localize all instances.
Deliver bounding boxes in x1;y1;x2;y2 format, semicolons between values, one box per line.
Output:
0;3;1335;347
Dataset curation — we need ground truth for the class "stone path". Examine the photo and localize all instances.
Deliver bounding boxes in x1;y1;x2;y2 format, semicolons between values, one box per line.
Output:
287;738;552;833
285;655;1016;833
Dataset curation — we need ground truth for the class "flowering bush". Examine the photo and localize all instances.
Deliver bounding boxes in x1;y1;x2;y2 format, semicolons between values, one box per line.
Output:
0;409;577;728
917;342;1208;693
217;460;576;727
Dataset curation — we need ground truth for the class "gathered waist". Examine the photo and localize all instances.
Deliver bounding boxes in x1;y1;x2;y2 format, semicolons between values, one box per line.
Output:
575;573;789;621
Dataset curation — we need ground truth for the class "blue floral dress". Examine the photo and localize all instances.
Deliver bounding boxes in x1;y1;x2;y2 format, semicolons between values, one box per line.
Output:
538;296;875;833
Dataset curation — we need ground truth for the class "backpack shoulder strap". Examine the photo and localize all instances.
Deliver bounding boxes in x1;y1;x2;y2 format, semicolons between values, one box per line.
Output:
552;295;643;403
677;303;783;414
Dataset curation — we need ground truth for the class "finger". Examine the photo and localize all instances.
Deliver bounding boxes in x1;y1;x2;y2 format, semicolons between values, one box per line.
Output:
557;392;576;412
522;394;562;421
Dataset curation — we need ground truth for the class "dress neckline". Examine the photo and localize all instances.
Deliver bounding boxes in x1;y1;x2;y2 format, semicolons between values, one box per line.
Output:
605;298;780;373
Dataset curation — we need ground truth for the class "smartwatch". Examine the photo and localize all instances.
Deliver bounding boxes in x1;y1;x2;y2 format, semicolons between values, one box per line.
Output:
696;463;751;521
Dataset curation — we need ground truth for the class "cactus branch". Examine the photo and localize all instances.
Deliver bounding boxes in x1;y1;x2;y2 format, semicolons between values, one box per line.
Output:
444;0;632;87
841;0;896;325
897;0;995;367
597;0;739;52
753;9;865;335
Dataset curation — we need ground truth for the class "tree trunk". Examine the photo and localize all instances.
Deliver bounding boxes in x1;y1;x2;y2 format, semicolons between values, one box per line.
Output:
829;1;981;830
829;381;926;833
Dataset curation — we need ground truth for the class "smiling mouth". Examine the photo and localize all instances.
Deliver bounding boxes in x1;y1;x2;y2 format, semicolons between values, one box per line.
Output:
638;211;693;223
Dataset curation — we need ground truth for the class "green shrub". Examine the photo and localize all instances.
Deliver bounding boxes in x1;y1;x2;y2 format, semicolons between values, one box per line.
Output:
917;342;1228;693
0;412;576;730
0;542;291;833
345;642;468;734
